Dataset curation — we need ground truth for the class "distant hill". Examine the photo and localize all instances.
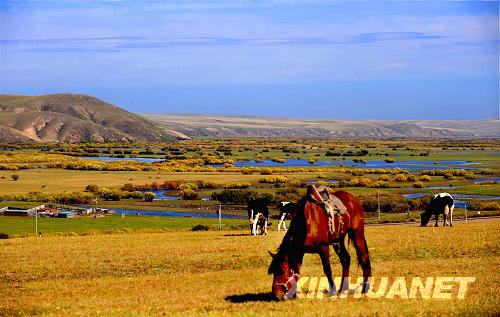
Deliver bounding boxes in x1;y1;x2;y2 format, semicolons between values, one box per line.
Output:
0;94;172;142
144;113;500;139
1;93;497;142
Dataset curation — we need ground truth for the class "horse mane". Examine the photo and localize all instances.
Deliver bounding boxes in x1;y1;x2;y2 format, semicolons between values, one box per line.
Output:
268;197;309;274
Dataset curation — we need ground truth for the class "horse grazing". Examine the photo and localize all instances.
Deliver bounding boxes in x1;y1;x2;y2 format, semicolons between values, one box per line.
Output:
421;193;455;227
247;199;269;235
268;186;371;300
277;202;299;231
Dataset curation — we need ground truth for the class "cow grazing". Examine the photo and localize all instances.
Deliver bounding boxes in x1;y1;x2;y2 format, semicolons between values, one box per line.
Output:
247;199;269;235
421;193;455;227
277;202;299;231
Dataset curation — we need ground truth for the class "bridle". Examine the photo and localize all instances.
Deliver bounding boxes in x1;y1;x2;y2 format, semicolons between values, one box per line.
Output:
274;271;299;299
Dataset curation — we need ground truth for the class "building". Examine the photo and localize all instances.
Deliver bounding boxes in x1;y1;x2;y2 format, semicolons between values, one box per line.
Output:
0;205;45;217
57;211;75;218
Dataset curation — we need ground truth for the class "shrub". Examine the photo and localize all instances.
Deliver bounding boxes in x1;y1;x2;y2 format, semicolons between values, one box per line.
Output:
468;201;500;211
385;158;395;163
315;180;328;187
358;178;372;187
259;175;288;184
192;224;210;231
224;182;252;189
143;192;156;202
271;157;285;163
378;175;390;182
360;194;413;213
412;182;424;188
179;183;198;191
164;181;181;190
125;191;145;199
195;180;218;189
121;183;135;192
369;181;390;188
394;174;407;182
443;173;455;180
286;179;301;187
260;168;273;175
464;171;475;179
97;188;121;201
0;233;9;239
419;175;431;182
326;151;342;156
11;174;19;181
406;175;417;182
211;189;273;205
85;184;99;193
180;189;199;200
274;187;302;203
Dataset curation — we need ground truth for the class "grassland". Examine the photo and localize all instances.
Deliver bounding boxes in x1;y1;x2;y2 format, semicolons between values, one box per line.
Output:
0;139;498;316
1;220;499;316
0;215;248;237
1;139;498;228
1;208;497;238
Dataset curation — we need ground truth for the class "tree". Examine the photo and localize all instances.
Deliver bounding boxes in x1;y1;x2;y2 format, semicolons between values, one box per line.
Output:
11;174;19;181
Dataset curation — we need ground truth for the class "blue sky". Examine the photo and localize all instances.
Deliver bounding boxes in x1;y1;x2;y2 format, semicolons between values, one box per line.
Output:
0;0;498;119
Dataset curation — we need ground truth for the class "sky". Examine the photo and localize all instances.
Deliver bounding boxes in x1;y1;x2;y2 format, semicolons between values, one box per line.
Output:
0;0;498;120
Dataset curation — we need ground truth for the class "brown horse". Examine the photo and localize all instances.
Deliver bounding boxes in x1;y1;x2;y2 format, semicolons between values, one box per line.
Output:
268;185;371;300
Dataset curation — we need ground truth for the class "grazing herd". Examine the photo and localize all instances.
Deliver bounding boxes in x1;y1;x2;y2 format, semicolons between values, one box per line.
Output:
248;190;455;236
247;187;457;300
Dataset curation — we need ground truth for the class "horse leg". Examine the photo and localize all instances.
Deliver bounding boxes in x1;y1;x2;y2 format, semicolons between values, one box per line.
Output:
333;237;350;293
278;213;285;231
450;205;454;227
351;229;372;294
319;245;337;296
264;219;268;235
445;205;451;226
249;209;254;235
252;216;258;235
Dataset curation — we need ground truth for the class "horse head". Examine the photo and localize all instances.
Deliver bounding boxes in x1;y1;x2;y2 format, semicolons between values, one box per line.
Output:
420;204;433;226
267;251;299;301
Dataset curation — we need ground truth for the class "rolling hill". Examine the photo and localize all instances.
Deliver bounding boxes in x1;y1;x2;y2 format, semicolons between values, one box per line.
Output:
144;113;500;139
0;93;497;142
0;94;172;142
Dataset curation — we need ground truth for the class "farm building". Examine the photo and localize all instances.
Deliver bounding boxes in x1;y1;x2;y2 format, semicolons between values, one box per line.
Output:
0;205;45;217
57;211;75;218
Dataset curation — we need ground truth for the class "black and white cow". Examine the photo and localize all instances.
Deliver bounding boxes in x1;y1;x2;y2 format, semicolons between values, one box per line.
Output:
421;193;455;227
277;202;299;231
247;199;269;235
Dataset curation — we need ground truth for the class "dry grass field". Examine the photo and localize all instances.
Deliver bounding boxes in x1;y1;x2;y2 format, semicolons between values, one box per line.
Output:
1;220;499;316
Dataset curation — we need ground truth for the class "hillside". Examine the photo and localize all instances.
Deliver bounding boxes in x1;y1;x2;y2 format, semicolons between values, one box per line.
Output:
1;94;497;142
0;94;172;142
144;113;500;139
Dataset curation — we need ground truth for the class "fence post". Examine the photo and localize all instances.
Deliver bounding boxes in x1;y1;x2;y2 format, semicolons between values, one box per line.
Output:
218;204;222;230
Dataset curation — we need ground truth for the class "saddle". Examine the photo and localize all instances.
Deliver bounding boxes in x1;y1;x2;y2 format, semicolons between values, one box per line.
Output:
308;185;347;238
